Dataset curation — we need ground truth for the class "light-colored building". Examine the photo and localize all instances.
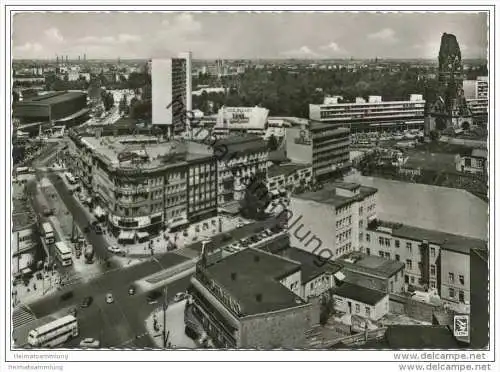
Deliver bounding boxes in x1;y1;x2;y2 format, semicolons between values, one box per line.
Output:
187;248;318;348
463;76;488;100
213;106;269;137
363;219;487;312
309;94;425;133
67;130;217;237
455;148;487;175
152;52;192;135
333;282;389;321
286;182;377;261
266;163;313;196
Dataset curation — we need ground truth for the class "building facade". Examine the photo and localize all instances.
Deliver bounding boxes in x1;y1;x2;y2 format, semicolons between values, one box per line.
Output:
309;95;425;133
333;282;390;321
266;164;313;196
455;148;488;175
287;182;377;261
187;248;318;348
187;155;218;223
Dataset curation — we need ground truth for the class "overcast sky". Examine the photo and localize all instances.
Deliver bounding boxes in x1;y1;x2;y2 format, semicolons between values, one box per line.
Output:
12;12;488;60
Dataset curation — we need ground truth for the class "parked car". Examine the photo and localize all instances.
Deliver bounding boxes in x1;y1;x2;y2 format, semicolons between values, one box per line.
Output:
105;293;114;304
128;285;136;296
173;292;187;303
107;246;125;256
80;296;93;308
146;290;162;304
79;338;100;348
236;222;245;228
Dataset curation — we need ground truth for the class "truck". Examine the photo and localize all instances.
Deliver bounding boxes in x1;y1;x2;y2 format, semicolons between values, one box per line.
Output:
84;245;94;264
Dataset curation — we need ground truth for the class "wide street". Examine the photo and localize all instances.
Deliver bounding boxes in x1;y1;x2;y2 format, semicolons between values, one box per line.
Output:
15;141;280;348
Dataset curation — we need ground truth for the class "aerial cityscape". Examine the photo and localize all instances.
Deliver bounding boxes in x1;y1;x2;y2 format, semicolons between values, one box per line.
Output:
10;12;489;351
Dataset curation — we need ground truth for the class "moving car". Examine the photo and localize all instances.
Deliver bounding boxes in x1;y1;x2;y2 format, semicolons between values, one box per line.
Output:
128;285;136;295
105;293;114;304
173;292;187;303
80;296;93;308
107;246;125;256
79;338;100;348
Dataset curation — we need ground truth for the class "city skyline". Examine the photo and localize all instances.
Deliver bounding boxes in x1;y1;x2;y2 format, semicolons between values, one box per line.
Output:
12;12;488;60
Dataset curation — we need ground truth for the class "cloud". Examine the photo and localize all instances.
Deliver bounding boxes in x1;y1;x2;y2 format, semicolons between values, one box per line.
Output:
319;41;347;55
76;33;141;45
368;28;397;43
44;27;64;43
281;45;321;58
14;42;43;53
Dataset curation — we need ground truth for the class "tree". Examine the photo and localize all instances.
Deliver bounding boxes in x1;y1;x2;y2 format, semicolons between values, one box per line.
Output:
239;173;271;220
267;134;279;151
429;130;440;142
101;91;115;111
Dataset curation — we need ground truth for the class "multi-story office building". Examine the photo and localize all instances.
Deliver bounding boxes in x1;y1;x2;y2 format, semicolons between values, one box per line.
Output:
187;135;268;209
152;52;192;135
213;106;269;137
67;131;217;237
463;77;488;126
309;95;425;133
363;219;487;312
287;182;377;260
286;122;351;182
187;248;318;348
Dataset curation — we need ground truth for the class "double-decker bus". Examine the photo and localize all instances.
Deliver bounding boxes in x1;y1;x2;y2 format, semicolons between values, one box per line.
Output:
55;241;73;267
41;222;55;245
27;315;78;348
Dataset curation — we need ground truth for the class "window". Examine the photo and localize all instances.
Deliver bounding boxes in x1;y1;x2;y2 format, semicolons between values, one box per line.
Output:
459;290;465;303
366;234;370;242
390;281;394;292
449;273;454;283
384;252;390;259
395;254;400;261
459;275;465;285
430;265;436;276
385;238;391;247
430;280;436;289
406;259;412;270
410;276;415;284
406;242;412;251
366;248;371;256
449;288;455;298
430;247;436;257
355;304;360;313
395;240;400;248
379;237;384;246
379;251;384;257
365;307;370;317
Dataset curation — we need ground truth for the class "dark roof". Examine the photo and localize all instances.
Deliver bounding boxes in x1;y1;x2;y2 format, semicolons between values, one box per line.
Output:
20;91;86;106
203;248;306;316
369;220;487;255
268;163;310;178
336;252;404;279
333;282;387;306
296;182;378;209
385;325;462;349
282;246;342;283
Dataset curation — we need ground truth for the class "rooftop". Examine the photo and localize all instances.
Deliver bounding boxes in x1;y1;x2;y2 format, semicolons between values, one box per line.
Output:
384;325;462;349
214;135;268;156
80;136;210;170
201;248;306;316
295;182;377;209
336;251;405;279
282;246;342;283
333;282;387;306
268;163;310;178
19;91;86;106
369;219;487;255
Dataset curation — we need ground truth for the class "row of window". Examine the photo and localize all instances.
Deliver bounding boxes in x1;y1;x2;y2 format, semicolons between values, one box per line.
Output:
336;216;352;229
336;242;352;256
448;287;466;303
353;303;371;318
448;272;465;285
336;229;352;245
370;234;437;257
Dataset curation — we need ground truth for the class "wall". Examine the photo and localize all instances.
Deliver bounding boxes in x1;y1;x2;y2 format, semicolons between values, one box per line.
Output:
303;273;333;299
333;294;389;321
152;59;174;126
279;270;302;298
285;127;313;165
239;302;317;348
440;249;470;308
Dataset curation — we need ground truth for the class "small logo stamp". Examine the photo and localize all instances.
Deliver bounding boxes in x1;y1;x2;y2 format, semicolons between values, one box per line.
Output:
453;315;470;337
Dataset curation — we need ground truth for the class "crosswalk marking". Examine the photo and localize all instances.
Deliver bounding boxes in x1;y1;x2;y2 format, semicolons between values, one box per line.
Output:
13;306;37;329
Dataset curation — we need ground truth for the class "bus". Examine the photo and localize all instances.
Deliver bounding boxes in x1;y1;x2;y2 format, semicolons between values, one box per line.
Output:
41;222;55;245
55;241;73;267
27;315;78;348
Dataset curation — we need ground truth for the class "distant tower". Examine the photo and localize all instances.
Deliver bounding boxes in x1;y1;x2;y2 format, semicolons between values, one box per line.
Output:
178;51;193;132
56;55;59;65
118;57;121;65
84;53;86;61
78;55;81;62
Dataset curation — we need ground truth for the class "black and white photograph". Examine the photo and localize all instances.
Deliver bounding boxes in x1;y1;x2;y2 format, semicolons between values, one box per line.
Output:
1;2;497;371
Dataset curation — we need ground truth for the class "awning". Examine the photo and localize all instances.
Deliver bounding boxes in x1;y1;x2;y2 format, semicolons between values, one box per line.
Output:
137;232;150;239
118;231;135;240
169;217;189;229
334;271;346;281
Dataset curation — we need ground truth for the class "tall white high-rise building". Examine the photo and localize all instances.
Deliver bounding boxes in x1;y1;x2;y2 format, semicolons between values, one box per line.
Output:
152;51;192;137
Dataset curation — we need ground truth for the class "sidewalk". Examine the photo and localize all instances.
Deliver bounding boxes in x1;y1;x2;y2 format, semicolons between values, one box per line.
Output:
13;270;61;307
144;300;196;349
